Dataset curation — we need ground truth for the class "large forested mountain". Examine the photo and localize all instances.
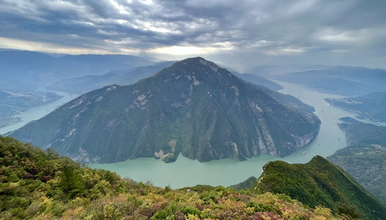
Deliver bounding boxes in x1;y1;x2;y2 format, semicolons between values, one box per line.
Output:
253;156;386;220
0;136;353;219
11;57;320;163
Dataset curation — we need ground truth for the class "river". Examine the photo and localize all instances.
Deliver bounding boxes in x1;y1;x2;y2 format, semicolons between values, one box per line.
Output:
90;81;358;188
0;90;75;135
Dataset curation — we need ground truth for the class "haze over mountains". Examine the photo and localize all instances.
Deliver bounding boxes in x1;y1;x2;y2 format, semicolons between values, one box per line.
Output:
46;61;177;94
47;62;284;95
10;57;321;163
276;66;386;96
0;50;153;92
0;90;61;128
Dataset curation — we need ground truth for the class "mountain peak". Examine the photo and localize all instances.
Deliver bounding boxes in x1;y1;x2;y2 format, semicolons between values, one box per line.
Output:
152;57;231;82
181;57;221;70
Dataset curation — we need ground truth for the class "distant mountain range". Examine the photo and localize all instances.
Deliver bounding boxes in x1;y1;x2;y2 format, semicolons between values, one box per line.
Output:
46;61;177;94
328;117;386;204
325;92;386;124
10;57;320;163
277;66;386;96
233;73;283;91
0;50;153;91
247;64;331;77
47;62;283;95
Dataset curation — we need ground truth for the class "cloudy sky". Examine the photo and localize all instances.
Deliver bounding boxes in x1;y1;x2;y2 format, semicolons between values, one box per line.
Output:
0;0;385;70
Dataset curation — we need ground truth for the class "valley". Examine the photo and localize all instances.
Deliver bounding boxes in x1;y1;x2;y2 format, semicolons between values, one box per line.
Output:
0;63;372;189
2;1;385;219
1;78;359;189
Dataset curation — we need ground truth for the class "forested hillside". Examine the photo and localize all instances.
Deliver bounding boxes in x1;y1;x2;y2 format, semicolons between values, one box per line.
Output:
253;156;386;220
1;136;350;219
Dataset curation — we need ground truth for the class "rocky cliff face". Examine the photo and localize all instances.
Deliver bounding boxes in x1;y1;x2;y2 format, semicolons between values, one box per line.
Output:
11;57;320;163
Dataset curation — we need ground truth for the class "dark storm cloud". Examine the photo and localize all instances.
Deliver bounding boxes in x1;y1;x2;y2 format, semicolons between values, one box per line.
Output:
0;0;385;68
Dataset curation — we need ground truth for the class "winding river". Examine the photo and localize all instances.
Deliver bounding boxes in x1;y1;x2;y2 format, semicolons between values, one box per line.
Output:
1;81;358;189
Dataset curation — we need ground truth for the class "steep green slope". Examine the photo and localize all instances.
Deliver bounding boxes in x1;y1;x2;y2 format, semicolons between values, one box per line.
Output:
11;57;320;163
253;156;386;220
0;136;347;220
327;118;386;204
328;145;386;204
230;176;257;190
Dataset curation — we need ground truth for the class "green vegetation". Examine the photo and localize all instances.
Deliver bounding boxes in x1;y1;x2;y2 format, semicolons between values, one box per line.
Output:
1;136;349;219
327;117;386;204
328;144;386;205
10;57;320;164
230;176;257;190
253;156;386;220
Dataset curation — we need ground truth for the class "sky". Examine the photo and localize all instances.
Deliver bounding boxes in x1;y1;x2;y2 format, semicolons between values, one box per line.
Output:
0;0;385;70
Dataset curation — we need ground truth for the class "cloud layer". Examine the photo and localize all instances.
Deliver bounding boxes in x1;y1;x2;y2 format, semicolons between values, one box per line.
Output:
0;0;385;69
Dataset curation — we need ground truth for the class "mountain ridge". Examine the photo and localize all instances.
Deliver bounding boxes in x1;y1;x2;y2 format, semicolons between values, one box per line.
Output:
253;156;386;220
328;118;386;204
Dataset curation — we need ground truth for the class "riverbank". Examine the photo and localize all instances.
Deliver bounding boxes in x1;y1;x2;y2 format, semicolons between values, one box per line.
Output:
0;90;75;135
